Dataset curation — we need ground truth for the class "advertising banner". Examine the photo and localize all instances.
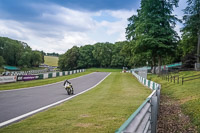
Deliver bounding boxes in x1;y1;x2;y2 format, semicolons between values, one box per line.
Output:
17;75;40;81
0;76;17;83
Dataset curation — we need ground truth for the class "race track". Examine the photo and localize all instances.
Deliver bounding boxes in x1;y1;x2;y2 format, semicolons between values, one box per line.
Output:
0;72;110;127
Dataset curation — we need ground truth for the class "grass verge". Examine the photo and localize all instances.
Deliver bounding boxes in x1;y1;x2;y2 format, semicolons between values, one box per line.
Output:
148;71;200;132
0;72;91;91
0;72;151;133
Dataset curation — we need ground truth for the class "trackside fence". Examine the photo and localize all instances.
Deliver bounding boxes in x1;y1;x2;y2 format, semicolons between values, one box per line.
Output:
115;71;161;133
38;69;85;80
0;69;85;84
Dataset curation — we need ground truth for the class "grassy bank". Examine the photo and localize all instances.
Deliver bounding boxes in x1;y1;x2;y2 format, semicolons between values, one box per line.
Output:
0;72;151;133
148;71;200;131
0;72;91;91
44;56;58;66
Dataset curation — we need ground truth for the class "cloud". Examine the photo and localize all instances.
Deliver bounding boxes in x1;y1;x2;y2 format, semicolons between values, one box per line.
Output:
0;1;137;54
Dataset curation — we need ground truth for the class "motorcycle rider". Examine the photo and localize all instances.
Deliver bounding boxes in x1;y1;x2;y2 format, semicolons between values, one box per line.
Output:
63;79;74;94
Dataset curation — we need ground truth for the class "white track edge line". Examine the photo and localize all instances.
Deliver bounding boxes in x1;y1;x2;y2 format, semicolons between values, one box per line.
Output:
0;72;96;92
0;72;111;128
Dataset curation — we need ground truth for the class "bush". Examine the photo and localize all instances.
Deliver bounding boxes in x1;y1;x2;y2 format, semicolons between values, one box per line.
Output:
0;56;5;67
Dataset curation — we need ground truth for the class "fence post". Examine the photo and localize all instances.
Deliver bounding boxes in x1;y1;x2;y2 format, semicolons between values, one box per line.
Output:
174;76;175;83
177;76;179;84
151;93;158;133
182;77;184;85
171;76;172;82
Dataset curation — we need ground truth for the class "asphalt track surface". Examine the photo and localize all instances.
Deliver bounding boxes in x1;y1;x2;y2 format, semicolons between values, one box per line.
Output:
0;72;110;127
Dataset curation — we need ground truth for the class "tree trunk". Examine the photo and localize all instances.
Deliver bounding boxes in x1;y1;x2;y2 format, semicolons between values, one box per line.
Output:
152;56;156;74
197;32;200;64
158;56;162;76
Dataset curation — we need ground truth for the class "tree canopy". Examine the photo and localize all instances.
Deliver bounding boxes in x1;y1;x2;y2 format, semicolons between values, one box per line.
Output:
126;0;180;73
58;41;145;71
0;37;44;68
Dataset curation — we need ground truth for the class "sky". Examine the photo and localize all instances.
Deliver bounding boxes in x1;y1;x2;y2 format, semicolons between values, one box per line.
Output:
0;0;187;54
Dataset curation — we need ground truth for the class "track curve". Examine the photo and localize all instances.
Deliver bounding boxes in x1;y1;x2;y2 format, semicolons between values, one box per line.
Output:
0;72;110;127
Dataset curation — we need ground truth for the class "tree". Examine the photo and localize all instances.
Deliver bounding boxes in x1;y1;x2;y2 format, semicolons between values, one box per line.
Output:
59;46;79;70
182;0;200;64
0;56;5;67
126;0;180;74
78;45;97;68
0;37;44;68
92;42;113;67
111;42;125;68
31;51;43;67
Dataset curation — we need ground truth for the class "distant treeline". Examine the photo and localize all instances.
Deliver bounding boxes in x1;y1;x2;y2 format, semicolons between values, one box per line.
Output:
45;52;59;57
0;37;45;68
58;41;153;71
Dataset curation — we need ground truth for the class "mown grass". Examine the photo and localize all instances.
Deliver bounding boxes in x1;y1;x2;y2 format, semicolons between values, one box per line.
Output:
44;56;58;66
0;72;91;91
0;72;151;133
148;71;200;132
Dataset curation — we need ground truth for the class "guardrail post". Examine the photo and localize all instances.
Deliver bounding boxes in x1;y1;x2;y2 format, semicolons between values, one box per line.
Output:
151;92;158;133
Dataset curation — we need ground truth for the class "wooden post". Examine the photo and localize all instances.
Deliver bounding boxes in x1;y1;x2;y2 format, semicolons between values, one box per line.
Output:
178;76;179;84
174;76;175;83
182;77;184;85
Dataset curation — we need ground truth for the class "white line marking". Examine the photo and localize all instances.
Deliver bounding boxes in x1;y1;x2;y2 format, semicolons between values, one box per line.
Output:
0;72;95;93
0;72;111;128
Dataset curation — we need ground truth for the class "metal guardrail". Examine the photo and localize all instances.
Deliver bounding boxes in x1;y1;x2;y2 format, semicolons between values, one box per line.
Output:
2;69;49;76
115;71;161;133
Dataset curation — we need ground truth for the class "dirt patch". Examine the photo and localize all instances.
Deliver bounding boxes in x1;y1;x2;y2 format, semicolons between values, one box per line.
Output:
76;123;93;128
79;114;91;118
157;95;197;133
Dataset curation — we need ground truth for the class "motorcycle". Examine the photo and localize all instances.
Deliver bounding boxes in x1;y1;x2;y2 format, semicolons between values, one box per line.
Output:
64;83;74;95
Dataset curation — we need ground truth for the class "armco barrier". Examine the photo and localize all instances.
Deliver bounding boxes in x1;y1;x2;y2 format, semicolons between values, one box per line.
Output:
0;69;85;83
116;71;160;133
38;69;85;80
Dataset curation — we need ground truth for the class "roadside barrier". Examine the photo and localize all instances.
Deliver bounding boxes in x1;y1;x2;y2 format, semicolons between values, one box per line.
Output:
0;76;17;83
0;69;85;83
3;69;49;76
116;71;161;133
38;69;85;79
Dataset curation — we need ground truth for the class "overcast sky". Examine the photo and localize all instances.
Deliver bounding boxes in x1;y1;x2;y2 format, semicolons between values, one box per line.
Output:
0;0;187;54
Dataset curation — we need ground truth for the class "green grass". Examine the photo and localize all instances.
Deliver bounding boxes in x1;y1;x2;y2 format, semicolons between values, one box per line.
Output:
44;56;58;66
148;71;200;132
87;68;122;72
0;72;151;133
0;72;91;90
